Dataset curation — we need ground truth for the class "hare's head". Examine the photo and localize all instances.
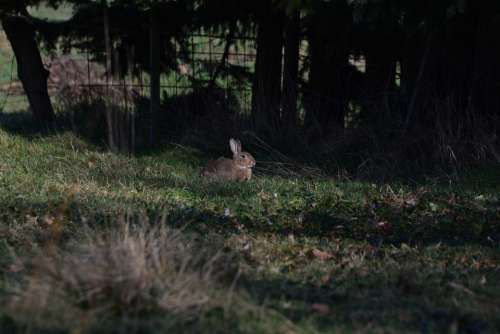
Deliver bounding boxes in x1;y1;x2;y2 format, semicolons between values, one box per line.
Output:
230;138;256;169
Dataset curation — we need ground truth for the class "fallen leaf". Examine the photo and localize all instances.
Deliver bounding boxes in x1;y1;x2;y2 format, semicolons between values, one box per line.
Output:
312;249;333;261
320;274;331;284
448;282;475;296
0;228;10;237
8;263;24;273
376;221;393;235
25;214;38;225
42;215;55;225
311;303;330;314
405;198;417;206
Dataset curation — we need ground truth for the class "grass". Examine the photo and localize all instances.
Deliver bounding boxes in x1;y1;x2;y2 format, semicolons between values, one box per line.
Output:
0;113;499;333
5;221;242;333
0;31;30;113
0;48;15;85
27;3;75;22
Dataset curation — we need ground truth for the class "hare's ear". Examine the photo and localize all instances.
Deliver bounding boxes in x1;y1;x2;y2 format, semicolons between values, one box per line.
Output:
230;138;241;155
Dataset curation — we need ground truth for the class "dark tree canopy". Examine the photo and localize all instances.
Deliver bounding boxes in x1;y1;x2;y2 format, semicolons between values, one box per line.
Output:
1;0;499;157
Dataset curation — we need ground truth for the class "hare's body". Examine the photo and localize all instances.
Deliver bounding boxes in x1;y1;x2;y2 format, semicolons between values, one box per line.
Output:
202;139;255;182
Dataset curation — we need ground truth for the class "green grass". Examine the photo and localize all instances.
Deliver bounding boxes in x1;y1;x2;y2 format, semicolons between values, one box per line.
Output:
27;3;74;22
0;32;29;113
0;48;15;85
0;116;499;333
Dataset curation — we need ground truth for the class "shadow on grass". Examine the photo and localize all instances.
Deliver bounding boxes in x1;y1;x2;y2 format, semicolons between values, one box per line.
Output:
1;196;499;334
243;275;497;334
136;179;499;247
297;203;500;247
1;187;498;248
0;111;46;138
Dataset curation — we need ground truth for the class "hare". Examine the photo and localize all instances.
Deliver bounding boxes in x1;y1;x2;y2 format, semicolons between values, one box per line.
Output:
201;138;256;182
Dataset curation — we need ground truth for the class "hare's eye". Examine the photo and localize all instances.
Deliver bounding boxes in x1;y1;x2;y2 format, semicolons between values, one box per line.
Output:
241;154;247;159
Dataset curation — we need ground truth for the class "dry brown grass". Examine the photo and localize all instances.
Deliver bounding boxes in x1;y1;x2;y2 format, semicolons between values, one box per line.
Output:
5;218;240;331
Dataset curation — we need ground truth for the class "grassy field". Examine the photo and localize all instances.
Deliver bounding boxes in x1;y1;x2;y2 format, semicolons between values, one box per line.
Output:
0;112;499;333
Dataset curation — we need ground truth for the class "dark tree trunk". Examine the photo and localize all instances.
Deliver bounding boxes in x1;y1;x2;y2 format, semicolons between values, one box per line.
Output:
414;30;446;126
400;13;434;128
364;39;396;121
402;27;445;128
281;11;300;130
210;23;235;89
304;2;351;138
466;0;500;140
149;10;160;146
400;31;423;105
433;9;477;115
103;3;113;81
471;15;500;125
251;6;285;132
402;3;480;130
2;14;55;124
102;3;116;151
443;18;476;107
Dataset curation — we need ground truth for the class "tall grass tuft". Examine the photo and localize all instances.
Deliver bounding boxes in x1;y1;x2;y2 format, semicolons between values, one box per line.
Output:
5;218;240;331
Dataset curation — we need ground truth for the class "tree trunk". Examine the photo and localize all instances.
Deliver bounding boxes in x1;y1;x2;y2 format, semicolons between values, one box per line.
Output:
402;25;448;129
2;14;55;124
103;3;113;81
304;2;351;138
364;40;396;121
127;43;136;154
251;7;285;132
471;15;500;125
281;11;300;130
210;23;235;89
149;10;161;146
402;3;482;130
441;4;481;119
400;28;422;104
403;12;478;130
102;2;117;151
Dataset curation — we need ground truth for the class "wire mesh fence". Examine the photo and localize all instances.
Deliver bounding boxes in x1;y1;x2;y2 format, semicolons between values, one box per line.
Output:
0;27;257;115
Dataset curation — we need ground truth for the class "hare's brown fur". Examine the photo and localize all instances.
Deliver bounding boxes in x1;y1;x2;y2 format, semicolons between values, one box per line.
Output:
201;139;256;182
